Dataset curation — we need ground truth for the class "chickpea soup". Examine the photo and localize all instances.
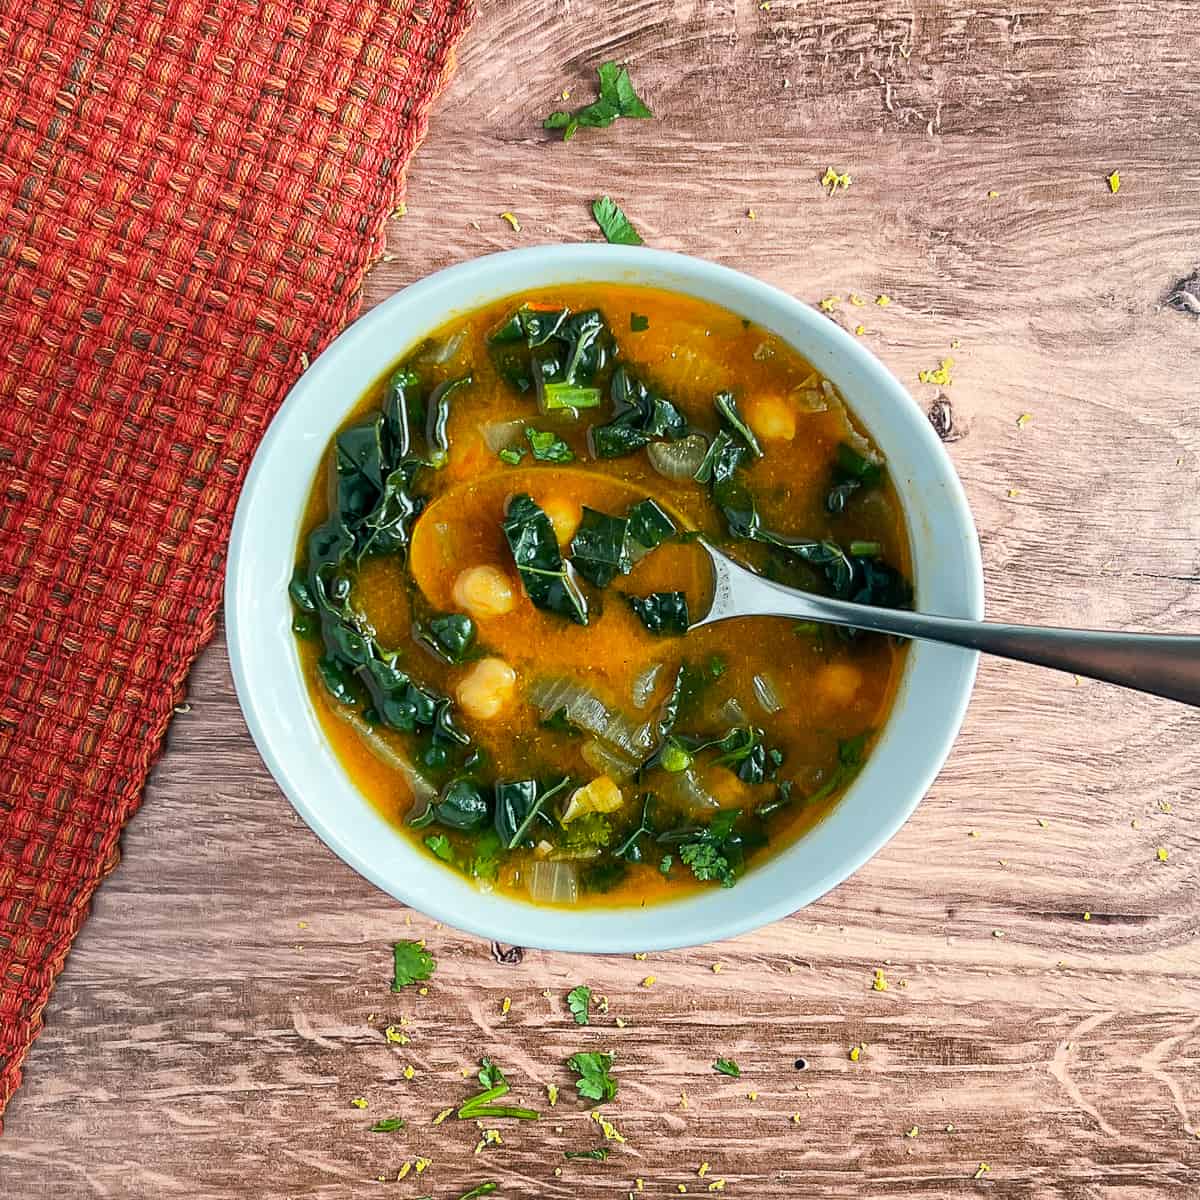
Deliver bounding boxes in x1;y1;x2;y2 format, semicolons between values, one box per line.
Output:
289;285;911;907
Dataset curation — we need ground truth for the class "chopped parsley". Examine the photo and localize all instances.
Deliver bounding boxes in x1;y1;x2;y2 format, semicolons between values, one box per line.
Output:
424;833;453;861
679;841;734;888
564;1146;611;1161
391;940;436;990
544;62;653;141
630;313;650;332
567;1050;618;1102
567;984;593;1025
498;446;525;465
713;1057;741;1077
368;1116;406;1132
592;196;643;246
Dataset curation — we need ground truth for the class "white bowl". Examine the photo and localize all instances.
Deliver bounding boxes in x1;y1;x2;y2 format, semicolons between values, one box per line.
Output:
226;246;983;952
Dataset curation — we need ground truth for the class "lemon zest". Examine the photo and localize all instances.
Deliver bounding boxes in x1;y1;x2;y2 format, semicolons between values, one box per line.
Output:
919;358;954;387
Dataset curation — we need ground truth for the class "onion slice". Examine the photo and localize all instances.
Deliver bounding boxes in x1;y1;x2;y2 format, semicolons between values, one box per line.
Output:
528;859;579;904
331;707;437;804
752;672;784;715
528;676;654;756
648;434;708;481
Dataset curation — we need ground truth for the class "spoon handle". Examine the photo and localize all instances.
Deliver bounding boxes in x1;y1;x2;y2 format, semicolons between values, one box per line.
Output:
697;551;1200;707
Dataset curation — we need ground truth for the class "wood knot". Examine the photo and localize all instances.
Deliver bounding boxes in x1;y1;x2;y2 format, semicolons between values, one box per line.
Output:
1165;270;1200;317
490;941;524;965
927;396;964;442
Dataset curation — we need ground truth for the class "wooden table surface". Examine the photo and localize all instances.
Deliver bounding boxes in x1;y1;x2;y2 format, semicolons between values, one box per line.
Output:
4;2;1200;1196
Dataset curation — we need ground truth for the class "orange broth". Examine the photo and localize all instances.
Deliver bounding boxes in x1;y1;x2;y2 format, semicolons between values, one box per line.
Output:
292;285;911;908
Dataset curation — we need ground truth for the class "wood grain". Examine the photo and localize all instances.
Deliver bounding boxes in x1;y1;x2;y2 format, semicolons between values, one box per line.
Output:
4;0;1200;1195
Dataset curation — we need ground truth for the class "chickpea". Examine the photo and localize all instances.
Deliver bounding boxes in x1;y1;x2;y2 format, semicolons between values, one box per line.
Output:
540;495;582;548
455;656;517;720
818;662;863;705
743;395;797;442
452;564;516;618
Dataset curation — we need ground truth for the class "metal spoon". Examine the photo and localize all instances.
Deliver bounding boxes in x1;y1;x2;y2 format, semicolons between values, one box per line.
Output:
692;541;1200;708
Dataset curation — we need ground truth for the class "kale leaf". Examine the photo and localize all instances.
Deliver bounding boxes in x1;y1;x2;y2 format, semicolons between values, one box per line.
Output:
627;591;689;636
569;507;632;587
502;494;590;624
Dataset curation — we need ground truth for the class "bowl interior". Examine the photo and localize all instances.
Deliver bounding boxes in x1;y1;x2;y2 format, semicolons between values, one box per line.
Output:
226;246;983;952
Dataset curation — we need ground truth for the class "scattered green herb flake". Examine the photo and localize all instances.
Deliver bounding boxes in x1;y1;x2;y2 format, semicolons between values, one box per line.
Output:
974;1163;990;1180
369;1116;406;1133
1157;847;1169;862
1107;170;1121;194
592;195;644;245
713;1057;741;1077
547;1083;559;1106
544;61;653;141
457;1184;499;1200
351;1096;368;1109
707;655;727;678
631;313;650;332
424;833;454;861
567;1051;618;1103
498;446;525;465
567;984;593;1025
659;854;673;876
392;940;436;990
564;1146;611;1161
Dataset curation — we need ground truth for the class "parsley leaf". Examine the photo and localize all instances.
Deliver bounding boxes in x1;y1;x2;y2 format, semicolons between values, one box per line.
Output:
679;841;734;887
368;1116;406;1132
566;984;592;1025
566;1050;618;1102
713;1057;741;1077
391;940;436;990
498;446;525;465
564;1147;611;1160
526;428;575;463
592;196;643;246
478;1057;508;1089
424;832;454;861
544;61;653;141
630;313;650;332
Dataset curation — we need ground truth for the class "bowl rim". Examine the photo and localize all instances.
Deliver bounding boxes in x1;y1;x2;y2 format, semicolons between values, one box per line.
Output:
226;244;984;952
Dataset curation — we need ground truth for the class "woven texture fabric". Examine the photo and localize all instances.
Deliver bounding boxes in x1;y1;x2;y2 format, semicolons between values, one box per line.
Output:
0;0;473;1122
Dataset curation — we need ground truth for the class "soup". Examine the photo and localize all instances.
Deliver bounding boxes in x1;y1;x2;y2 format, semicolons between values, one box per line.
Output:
289;285;911;907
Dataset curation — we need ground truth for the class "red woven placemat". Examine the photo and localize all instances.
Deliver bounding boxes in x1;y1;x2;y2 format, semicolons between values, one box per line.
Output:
0;0;473;1123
